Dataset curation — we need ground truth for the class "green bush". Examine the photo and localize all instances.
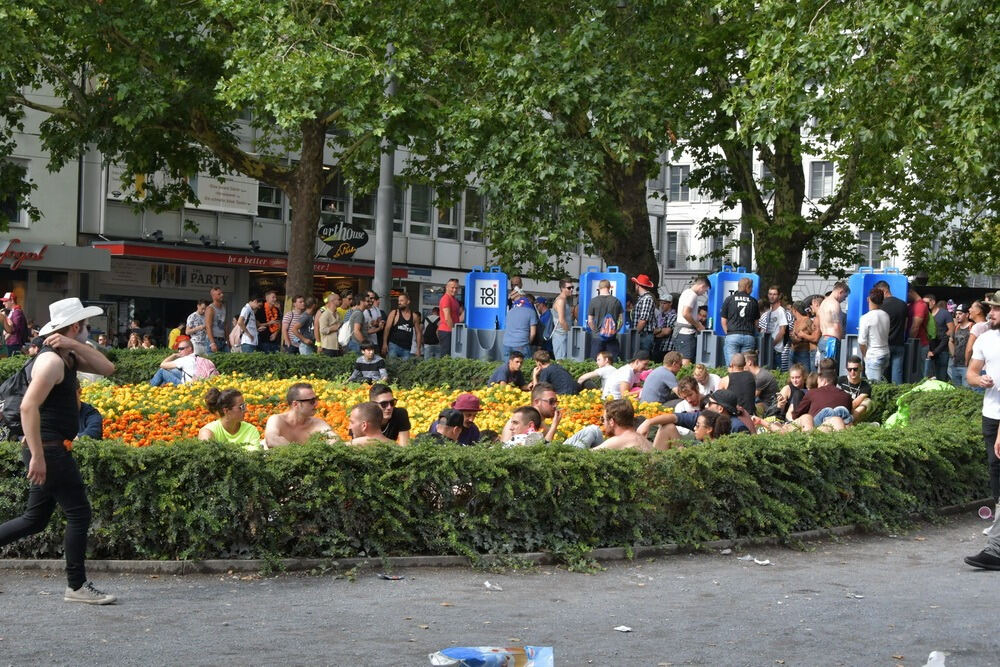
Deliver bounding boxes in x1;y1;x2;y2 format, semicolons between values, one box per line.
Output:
0;388;988;561
0;351;597;390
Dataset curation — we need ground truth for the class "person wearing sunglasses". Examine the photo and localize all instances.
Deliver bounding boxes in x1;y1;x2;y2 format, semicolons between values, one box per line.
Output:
263;382;336;448
550;280;575;360
149;341;200;386
368;383;410;445
198;388;261;450
836;355;873;423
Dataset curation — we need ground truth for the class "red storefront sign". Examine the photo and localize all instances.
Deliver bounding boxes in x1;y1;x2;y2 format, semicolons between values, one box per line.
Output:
0;239;48;270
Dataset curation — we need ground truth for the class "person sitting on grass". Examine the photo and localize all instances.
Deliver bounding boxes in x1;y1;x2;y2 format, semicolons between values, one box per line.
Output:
591;399;654;451
773;363;808;422
428;393;482;445
149;340;199;386
369;383;411;445
837;355;873;423
692;409;732;443
502;406;546;447
576;350;618;396
76;386;103;440
347;401;395;446
635;389;750;450
430;408;465;443
488;351;529;389
530;350;580;395
348;341;388;384
198;387;262;449
264;382;337;447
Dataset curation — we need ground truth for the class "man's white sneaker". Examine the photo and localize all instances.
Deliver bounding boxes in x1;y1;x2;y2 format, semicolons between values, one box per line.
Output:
64;581;116;605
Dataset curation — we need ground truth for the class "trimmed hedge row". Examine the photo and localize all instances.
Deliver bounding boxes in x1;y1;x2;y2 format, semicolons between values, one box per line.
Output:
0;351;600;390
0;388;986;562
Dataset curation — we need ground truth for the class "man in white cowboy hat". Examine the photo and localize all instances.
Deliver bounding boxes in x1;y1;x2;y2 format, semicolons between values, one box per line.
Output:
631;273;657;354
0;298;117;604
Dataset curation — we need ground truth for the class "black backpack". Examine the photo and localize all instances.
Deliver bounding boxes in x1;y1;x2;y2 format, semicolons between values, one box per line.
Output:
423;317;440;345
0;354;38;441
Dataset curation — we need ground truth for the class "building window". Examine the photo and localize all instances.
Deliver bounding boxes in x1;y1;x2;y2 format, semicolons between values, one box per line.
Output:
665;231;678;269
710;235;726;272
321;172;347;224
668;165;690;202
436;193;458;240
257;184;283;220
758;163;773;197
463;188;484;243
809;161;835;198
806;250;821;271
409;184;431;236
858;231;882;269
351;190;376;231
392;179;405;233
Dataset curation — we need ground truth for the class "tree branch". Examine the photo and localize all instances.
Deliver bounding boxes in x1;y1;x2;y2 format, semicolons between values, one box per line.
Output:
6;94;81;123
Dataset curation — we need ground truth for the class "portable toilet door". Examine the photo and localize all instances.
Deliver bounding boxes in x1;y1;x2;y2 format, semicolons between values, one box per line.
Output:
845;267;907;335
577;266;629;332
464;266;509;330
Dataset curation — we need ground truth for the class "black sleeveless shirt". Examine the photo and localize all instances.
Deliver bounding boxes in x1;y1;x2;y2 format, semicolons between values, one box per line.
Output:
388;310;415;349
726;371;757;415
35;347;80;442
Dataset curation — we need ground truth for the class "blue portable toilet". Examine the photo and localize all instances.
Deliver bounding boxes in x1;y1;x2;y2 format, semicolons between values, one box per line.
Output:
577;266;629;333
706;265;760;336
845;267;907;335
464;266;509;330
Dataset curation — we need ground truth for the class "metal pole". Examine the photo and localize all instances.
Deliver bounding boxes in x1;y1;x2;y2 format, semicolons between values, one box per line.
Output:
373;43;397;302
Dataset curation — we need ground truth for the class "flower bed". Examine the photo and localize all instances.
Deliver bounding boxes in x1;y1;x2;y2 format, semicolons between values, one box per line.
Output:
84;375;658;446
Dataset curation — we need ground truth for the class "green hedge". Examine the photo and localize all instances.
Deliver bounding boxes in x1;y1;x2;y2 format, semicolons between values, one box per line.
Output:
0;388;987;562
0;351;599;390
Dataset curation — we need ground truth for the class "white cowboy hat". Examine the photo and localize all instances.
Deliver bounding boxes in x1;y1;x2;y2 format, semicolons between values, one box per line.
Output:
38;298;104;336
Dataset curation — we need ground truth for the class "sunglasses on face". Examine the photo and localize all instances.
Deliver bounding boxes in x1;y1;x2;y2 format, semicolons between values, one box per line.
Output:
377;399;397;408
847;367;860;372
541;398;558;406
237;403;247;411
296;397;318;404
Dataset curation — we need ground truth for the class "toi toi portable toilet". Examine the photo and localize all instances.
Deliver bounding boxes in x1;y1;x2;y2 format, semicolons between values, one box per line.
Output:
464;266;509;330
577;266;629;333
845;267;907;335
706;266;760;336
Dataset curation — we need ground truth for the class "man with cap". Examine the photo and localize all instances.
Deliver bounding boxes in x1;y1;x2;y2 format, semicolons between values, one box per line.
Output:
950;303;972;387
503;293;538;361
720;277;760;366
587;279;625;361
2;291;30;355
652;291;675;363
25;335;45;357
431;409;466;443
0;297;117;604
429;393;483;445
631;274;657;354
635;388;750;449
965;291;1000;564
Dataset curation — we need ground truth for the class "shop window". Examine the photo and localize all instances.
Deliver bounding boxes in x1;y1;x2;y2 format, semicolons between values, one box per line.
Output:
257;184;283;220
409;184;431;236
463;188;484;243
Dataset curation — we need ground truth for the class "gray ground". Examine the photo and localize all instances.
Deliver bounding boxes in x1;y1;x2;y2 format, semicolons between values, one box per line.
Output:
1;514;998;666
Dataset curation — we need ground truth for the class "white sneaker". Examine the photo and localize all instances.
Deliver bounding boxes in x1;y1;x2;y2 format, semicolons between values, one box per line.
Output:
984;505;1000;536
64;581;116;605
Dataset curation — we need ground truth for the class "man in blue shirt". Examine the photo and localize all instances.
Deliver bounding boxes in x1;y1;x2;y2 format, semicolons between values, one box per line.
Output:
488;351;529;389
639;350;682;405
503;296;538;361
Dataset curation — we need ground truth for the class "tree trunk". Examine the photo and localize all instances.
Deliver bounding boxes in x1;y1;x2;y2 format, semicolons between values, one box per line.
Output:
590;156;660;289
284;118;327;301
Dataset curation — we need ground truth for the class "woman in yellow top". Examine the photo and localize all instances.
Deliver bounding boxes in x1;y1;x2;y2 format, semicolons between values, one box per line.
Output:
198;387;262;449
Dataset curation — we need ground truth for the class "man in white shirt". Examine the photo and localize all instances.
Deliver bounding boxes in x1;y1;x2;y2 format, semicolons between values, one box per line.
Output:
149;341;200;386
236;296;263;353
964;290;1000;570
607;350;651;399
760;285;789;370
674;277;709;365
577;350;619;396
858;287;890;382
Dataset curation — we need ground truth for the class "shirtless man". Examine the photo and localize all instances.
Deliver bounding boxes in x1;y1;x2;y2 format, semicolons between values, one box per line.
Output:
347;402;394;446
817;281;849;363
500;382;562;443
263;382;336;447
550;279;574;360
592;399;653;451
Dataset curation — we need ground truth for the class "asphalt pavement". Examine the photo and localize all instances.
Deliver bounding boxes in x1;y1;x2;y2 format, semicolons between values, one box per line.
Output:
1;514;998;666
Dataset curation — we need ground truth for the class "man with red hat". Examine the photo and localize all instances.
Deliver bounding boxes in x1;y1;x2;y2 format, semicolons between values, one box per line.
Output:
429;393;483;445
2;291;29;355
631;274;657;354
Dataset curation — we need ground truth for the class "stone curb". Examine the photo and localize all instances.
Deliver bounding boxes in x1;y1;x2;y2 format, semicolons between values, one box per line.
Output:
1;498;989;576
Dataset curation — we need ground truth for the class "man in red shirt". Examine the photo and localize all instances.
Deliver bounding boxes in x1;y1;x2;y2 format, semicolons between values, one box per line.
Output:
437;278;463;356
908;287;931;367
2;291;29;354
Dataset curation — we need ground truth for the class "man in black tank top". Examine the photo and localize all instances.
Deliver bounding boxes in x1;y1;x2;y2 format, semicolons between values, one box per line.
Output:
718;352;758;415
0;298;117;604
382;293;423;359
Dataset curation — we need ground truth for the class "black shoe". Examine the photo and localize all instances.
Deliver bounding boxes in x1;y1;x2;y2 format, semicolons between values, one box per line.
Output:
964;550;1000;570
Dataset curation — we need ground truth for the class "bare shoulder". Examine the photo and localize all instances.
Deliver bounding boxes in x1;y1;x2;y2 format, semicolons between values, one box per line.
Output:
309;417;333;433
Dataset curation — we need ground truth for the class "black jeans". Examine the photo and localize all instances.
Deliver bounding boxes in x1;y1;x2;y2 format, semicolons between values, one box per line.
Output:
984;416;1000;502
0;445;92;589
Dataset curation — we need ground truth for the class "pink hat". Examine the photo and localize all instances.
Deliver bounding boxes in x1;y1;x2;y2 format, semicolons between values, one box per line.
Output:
451;393;482;412
1;292;13;302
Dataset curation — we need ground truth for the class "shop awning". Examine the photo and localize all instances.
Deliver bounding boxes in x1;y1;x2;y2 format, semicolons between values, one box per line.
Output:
91;241;405;278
